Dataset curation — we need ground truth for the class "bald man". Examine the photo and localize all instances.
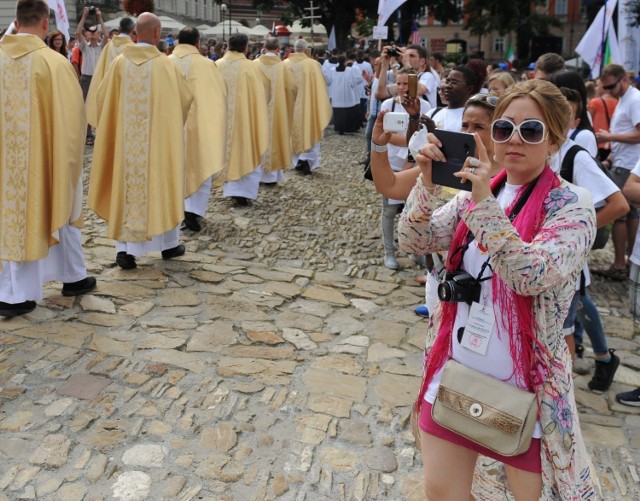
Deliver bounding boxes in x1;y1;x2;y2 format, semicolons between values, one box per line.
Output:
88;13;194;270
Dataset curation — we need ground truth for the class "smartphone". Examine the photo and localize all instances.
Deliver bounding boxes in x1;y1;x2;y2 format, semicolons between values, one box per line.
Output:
383;111;409;133
408;74;418;99
431;130;476;191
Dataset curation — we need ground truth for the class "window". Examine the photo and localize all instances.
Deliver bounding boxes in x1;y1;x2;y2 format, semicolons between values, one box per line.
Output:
556;0;567;15
494;37;505;54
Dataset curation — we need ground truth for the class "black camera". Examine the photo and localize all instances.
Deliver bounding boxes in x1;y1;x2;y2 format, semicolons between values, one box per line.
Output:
387;46;399;58
437;270;481;304
88;5;96;14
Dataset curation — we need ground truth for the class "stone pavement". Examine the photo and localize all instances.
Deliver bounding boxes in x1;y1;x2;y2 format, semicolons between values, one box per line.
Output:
1;129;640;500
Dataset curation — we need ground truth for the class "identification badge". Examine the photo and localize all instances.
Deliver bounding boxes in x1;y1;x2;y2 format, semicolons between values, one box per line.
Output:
460;301;495;355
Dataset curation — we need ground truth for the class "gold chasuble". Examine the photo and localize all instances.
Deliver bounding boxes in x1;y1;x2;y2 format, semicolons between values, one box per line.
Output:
88;45;193;242
284;53;332;154
254;55;294;173
0;35;85;267
169;44;227;195
86;35;134;127
215;51;269;183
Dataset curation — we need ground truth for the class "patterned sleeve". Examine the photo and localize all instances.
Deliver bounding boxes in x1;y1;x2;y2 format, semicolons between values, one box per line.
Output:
398;175;469;256
463;183;596;296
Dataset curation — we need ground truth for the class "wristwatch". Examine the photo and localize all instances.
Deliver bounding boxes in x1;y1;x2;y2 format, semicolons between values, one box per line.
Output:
371;142;388;153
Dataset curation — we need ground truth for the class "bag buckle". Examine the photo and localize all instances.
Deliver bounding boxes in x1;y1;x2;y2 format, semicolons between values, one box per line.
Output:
469;403;483;417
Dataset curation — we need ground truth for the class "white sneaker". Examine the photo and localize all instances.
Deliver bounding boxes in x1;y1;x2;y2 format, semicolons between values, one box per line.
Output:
573;357;592;375
384;254;399;270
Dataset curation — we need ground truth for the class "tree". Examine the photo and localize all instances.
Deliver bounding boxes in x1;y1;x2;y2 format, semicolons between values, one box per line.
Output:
464;0;560;64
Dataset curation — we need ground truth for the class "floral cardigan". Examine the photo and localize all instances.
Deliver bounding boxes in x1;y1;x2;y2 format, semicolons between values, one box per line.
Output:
398;176;598;500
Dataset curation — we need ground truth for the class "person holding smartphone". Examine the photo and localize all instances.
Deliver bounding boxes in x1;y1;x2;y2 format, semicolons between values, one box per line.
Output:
389;80;596;499
377;68;431;270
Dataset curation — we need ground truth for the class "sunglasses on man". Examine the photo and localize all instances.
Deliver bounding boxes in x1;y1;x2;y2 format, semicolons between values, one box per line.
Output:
602;77;623;91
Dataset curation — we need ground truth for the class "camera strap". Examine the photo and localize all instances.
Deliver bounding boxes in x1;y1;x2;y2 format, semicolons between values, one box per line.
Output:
450;175;541;273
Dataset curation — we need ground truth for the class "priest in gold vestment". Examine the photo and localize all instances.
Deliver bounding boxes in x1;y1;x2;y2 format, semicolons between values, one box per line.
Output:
0;0;96;318
88;13;194;270
217;33;269;206
254;37;294;186
85;16;135;128
284;39;332;175
169;26;227;232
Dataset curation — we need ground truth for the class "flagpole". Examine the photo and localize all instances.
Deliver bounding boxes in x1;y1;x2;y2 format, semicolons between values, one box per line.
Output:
600;2;607;75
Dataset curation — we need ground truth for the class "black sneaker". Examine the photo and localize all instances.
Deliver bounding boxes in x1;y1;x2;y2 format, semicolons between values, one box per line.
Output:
0;300;36;318
295;160;311;175
616;387;640;407
587;349;620;393
116;252;137;270
231;196;250;207
575;343;584;359
183;211;202;232
62;276;97;296
161;244;185;260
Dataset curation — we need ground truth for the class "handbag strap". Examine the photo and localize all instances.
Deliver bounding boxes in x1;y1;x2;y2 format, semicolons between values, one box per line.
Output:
600;96;611;125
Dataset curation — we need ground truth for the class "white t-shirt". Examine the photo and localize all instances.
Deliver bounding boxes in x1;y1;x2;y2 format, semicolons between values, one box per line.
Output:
419;69;440;108
550;139;619;288
629;159;640;265
425;183;542;439
610;85;640;169
380;97;431;172
429;107;464;132
569;128;598;158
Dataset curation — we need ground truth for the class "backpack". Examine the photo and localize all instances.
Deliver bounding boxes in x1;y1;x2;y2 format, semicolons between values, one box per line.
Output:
559;144;614;250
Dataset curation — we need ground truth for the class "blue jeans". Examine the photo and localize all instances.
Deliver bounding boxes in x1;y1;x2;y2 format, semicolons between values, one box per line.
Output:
563;289;608;355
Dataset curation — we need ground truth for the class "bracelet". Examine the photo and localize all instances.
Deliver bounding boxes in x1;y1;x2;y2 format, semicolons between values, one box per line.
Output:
409;114;420;121
371;142;388;153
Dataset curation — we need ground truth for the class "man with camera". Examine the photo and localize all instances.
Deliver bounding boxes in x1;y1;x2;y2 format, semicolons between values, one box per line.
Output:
76;5;107;145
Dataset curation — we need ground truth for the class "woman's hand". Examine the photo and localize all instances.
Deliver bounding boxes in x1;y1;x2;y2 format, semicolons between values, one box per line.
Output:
455;133;492;203
414;132;445;188
372;110;393;146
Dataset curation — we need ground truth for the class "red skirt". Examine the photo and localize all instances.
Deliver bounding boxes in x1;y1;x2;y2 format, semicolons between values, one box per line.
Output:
419;401;542;473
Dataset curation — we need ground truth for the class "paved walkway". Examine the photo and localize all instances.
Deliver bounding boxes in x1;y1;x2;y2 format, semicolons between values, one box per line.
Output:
1;130;639;500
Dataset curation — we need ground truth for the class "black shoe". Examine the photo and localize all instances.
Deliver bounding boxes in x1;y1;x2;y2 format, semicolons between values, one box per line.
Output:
116;252;137;270
0;300;36;318
575;343;584;359
62;276;97;296
295;160;311;175
183;211;202;232
231;196;250;206
588;349;620;393
161;244;185;260
260;181;277;187
616;387;640;407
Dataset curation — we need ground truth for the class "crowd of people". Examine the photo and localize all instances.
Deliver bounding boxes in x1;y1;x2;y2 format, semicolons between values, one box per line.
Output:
2;0;640;498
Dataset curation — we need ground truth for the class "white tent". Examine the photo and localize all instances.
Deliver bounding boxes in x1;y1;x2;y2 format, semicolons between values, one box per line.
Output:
201;24;251;37
286;20;327;36
249;25;271;37
197;24;213;30
158;15;186;31
104;16;134;29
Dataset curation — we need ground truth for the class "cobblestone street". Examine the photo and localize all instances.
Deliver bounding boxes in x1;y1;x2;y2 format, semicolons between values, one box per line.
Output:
1;129;640;500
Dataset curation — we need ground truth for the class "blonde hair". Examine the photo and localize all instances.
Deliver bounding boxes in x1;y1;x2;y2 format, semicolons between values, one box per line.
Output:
487;71;516;90
493;79;571;149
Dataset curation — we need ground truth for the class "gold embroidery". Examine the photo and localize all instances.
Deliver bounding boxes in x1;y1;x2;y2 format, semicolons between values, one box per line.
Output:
258;60;279;173
289;62;305;153
121;59;151;242
0;50;31;262
220;59;240;181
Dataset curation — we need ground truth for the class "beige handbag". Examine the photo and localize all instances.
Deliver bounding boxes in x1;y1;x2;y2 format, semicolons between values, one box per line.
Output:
431;360;538;457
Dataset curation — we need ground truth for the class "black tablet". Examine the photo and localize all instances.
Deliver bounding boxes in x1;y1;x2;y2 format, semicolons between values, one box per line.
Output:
431;129;476;191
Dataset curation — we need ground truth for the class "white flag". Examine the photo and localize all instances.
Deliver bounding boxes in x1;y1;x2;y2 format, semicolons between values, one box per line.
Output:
575;0;618;78
377;0;407;28
46;0;71;41
618;0;640;76
328;26;336;51
1;21;16;42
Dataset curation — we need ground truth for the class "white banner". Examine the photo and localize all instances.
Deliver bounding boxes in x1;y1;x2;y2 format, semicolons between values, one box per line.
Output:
46;0;70;41
618;0;640;76
377;0;406;28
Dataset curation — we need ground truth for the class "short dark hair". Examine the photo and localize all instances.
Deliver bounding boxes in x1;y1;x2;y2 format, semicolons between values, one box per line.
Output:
178;26;199;46
408;44;427;60
119;16;135;34
600;63;626;80
535;53;565;75
452;65;479;91
228;33;248;52
264;36;279;51
16;0;50;26
431;52;444;63
559;87;583;122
